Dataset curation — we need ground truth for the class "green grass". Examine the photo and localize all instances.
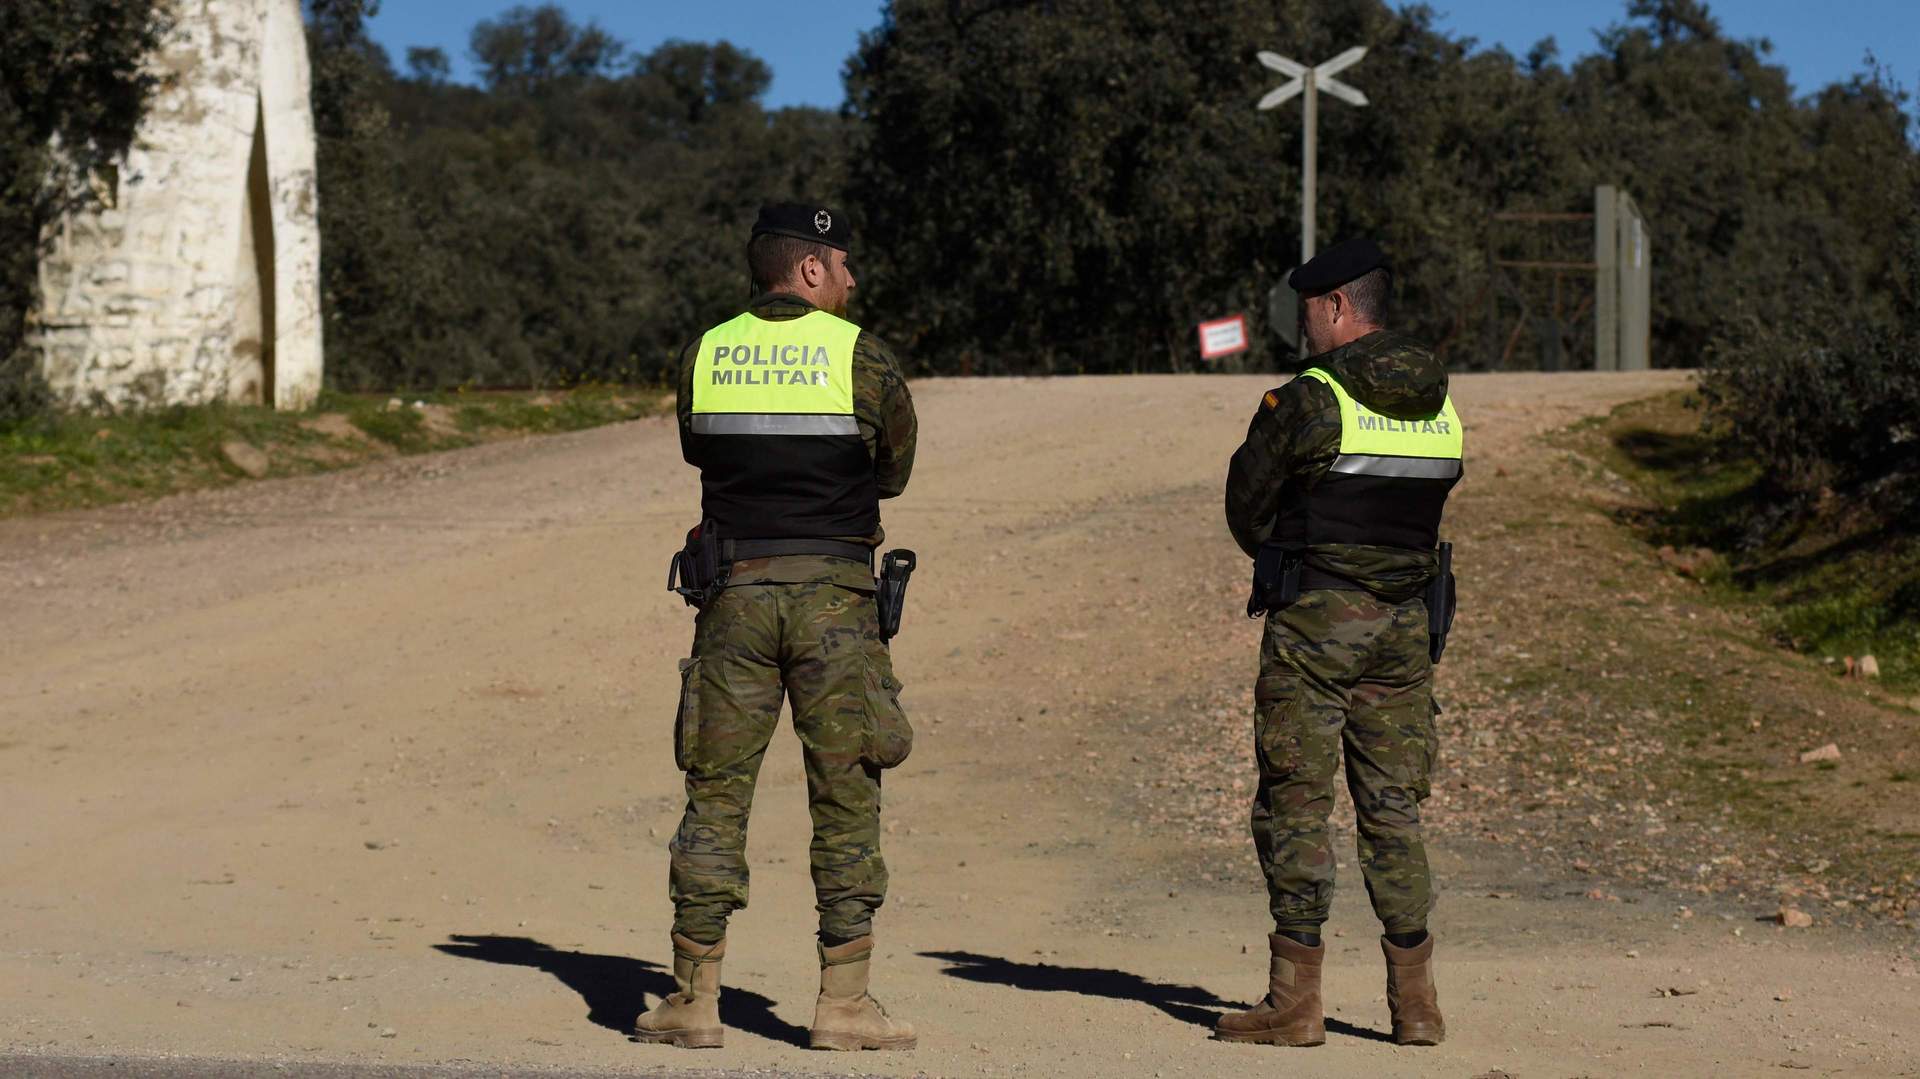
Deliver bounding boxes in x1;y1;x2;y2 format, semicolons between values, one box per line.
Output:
1571;392;1920;691
0;386;661;517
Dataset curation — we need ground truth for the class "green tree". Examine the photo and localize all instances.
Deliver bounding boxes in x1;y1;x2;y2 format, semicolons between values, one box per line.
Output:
846;0;1531;372
311;3;847;390
0;0;166;425
846;0;1297;374
1702;161;1920;513
307;0;481;389
405;46;451;85
471;4;624;95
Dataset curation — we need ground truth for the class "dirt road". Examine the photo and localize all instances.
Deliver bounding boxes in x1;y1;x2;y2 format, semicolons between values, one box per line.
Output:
4;372;1916;1077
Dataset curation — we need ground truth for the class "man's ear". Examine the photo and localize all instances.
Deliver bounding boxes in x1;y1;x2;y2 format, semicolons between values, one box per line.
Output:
800;254;825;288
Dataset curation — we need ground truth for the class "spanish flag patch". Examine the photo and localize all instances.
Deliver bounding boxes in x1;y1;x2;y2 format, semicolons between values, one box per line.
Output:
1262;390;1280;411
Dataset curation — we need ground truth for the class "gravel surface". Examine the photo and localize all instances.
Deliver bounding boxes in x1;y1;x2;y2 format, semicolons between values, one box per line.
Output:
5;372;1917;1076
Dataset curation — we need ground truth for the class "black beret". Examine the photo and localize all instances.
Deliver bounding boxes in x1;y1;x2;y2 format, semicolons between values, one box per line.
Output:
752;202;850;252
1289;237;1390;293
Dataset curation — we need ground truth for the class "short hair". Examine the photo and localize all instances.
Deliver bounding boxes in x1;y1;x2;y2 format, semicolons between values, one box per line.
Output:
1340;268;1391;325
748;233;833;293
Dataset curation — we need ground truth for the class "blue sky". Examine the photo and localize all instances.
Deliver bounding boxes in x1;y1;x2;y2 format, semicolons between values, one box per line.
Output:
366;1;1919;108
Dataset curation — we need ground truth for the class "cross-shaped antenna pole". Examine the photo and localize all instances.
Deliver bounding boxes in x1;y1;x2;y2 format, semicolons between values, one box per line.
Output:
1256;46;1369;266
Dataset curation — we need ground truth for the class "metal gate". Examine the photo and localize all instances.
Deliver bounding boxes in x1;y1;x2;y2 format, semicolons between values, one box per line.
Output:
1465;185;1651;372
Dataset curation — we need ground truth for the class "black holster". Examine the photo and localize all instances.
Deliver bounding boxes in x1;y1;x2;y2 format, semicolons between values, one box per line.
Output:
1247;543;1305;619
1426;541;1457;663
667;519;728;608
875;549;916;640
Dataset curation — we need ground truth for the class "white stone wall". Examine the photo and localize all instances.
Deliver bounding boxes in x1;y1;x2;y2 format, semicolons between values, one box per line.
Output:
33;0;323;411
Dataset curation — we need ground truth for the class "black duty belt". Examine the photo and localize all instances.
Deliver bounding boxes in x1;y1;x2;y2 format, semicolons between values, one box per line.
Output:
1249;542;1424;618
671;524;878;609
724;538;874;566
1299;565;1367;591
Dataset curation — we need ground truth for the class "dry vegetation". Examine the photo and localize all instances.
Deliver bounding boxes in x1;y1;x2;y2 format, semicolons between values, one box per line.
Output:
1112;387;1920;929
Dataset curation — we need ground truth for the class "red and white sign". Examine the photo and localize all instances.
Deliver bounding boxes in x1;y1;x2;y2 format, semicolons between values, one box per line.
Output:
1197;314;1249;360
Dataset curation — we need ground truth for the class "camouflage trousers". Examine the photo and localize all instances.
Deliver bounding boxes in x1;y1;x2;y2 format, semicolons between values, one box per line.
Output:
667;582;911;945
1251;588;1438;935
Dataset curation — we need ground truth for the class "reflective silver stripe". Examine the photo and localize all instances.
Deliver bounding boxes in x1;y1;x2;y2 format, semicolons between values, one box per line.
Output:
1328;454;1462;479
690;413;858;436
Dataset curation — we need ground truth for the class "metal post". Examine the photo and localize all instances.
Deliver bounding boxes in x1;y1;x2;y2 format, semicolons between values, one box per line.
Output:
1618;191;1651;370
1302;69;1316;266
1255;46;1366;362
1594;185;1618;371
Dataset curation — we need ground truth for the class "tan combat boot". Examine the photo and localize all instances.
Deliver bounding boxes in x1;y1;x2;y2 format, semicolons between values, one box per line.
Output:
1382;934;1445;1046
1213;934;1326;1046
632;934;725;1048
809;936;917;1051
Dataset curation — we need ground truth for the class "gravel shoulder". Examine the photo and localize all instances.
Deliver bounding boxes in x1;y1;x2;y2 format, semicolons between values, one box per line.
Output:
3;372;1916;1077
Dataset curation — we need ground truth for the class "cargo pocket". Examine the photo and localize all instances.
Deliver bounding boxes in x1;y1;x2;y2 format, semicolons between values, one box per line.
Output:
1411;698;1441;802
673;656;702;771
860;652;914;769
1253;674;1303;778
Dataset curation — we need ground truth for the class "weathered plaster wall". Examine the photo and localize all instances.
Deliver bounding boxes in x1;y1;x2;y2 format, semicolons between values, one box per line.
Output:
33;0;322;411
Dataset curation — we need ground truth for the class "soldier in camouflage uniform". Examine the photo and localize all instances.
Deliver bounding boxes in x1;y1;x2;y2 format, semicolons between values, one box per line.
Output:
635;203;918;1052
1217;239;1461;1048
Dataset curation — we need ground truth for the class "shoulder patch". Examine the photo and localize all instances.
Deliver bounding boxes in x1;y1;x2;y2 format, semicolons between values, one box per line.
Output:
1262;390;1280;411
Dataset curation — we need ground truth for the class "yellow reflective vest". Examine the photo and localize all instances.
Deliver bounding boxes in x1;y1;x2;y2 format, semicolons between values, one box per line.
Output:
1300;368;1463;479
692;309;862;434
686;309;878;539
1273;367;1464;552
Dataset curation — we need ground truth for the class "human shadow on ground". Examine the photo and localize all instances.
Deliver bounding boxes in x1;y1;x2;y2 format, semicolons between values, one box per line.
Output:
435;934;809;1046
919;949;1394;1043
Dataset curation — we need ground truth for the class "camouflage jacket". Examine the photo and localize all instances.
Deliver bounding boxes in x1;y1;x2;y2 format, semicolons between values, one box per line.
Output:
1223;329;1451;597
676;293;918;589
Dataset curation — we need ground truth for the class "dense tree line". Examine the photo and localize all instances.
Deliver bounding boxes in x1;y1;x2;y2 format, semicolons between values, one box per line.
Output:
300;0;1916;387
4;1;1914;440
304;0;1913;512
0;0;166;425
847;0;1915;374
305;0;845;391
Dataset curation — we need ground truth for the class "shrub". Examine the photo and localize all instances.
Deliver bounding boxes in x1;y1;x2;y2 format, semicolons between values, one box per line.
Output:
1701;200;1920;520
1702;316;1920;498
0;349;52;431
